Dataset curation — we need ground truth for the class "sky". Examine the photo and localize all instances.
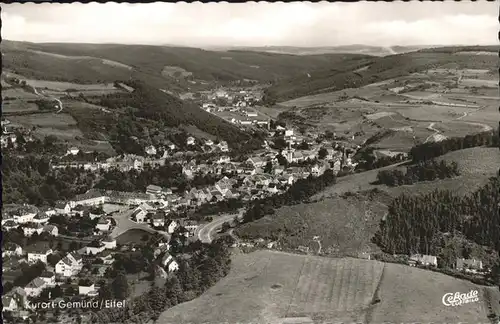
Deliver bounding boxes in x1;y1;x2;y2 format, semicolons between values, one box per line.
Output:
2;2;498;47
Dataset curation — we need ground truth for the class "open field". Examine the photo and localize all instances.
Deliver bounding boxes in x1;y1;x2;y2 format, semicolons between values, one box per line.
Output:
275;63;498;153
27;49;134;70
158;250;497;324
437;147;500;176
9;113;78;127
2;100;39;113
3;87;39;100
1;79;12;88
23;79;117;91
371;262;494;323
158;251;384;324
313;147;497;201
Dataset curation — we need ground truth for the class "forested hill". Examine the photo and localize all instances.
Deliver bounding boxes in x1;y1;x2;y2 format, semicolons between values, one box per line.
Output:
95;80;262;150
373;173;500;265
262;46;498;104
1;40;371;88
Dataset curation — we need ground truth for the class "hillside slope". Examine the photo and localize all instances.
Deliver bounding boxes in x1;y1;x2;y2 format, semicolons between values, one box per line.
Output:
157;250;496;324
215;44;428;56
1;40;370;88
263;46;499;103
66;80;261;152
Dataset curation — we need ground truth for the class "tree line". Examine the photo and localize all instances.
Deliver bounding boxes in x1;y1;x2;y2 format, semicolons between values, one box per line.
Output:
410;130;498;163
376;160;460;186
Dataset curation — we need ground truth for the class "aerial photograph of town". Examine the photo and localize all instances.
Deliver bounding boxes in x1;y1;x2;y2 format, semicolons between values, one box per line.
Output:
1;2;499;324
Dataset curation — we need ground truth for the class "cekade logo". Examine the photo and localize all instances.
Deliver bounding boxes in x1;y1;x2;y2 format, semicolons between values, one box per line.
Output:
442;289;479;306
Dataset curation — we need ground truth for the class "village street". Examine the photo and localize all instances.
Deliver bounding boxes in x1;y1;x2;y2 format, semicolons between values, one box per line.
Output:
196;212;243;243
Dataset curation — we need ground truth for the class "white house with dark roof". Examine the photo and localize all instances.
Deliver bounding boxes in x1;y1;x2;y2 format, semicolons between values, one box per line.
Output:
70;190;106;208
3;220;18;231
27;246;53;264
152;212;166;227
187;136;196;146
95;218;112;232
39;271;56;286
161;253;179;273
55;252;83;277
85;241;106;255
24;278;47;297
79;283;98;296
145;145;157;156
409;254;438;267
43;224;59;236
166;220;178;234
10;205;39;224
33;212;50;224
456;258;483;272
146;184;163;196
103;236;117;250
67;147;80;156
55;201;71;215
40;206;56;216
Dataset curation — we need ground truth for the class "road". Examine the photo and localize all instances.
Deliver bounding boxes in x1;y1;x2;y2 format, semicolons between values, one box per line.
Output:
196;212;243;243
109;209;168;239
33;86;63;113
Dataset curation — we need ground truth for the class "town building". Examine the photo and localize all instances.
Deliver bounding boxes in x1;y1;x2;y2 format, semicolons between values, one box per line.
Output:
27;246;53;264
55;253;83;277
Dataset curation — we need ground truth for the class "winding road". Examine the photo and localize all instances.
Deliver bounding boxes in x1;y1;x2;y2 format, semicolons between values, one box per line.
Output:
33;86;63;113
196;211;243;243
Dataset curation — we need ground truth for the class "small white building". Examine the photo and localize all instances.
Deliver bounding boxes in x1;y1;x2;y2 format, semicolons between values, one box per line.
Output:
187;137;196;146
95;218;112;232
79;283;97;296
85;242;106;255
39;271;56;287
55;201;71;215
43;224;59;237
67;147;80;156
55;253;83;277
166;220;178;234
409;254;438;267
24;278;47;297
161;253;179;273
102;237;117;250
145;145;157;156
27;248;53;264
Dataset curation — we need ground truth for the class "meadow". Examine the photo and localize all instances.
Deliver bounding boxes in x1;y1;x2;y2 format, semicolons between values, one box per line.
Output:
23;79;117;91
2;100;39;113
158;251;384;324
158;250;497;324
9;113;78;127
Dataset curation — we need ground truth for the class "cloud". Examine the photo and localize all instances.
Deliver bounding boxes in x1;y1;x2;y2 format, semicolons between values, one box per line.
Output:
1;2;497;46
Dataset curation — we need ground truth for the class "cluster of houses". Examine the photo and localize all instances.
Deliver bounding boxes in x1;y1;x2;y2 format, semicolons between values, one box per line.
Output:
3;221;181;316
408;253;486;274
3;205;60;238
